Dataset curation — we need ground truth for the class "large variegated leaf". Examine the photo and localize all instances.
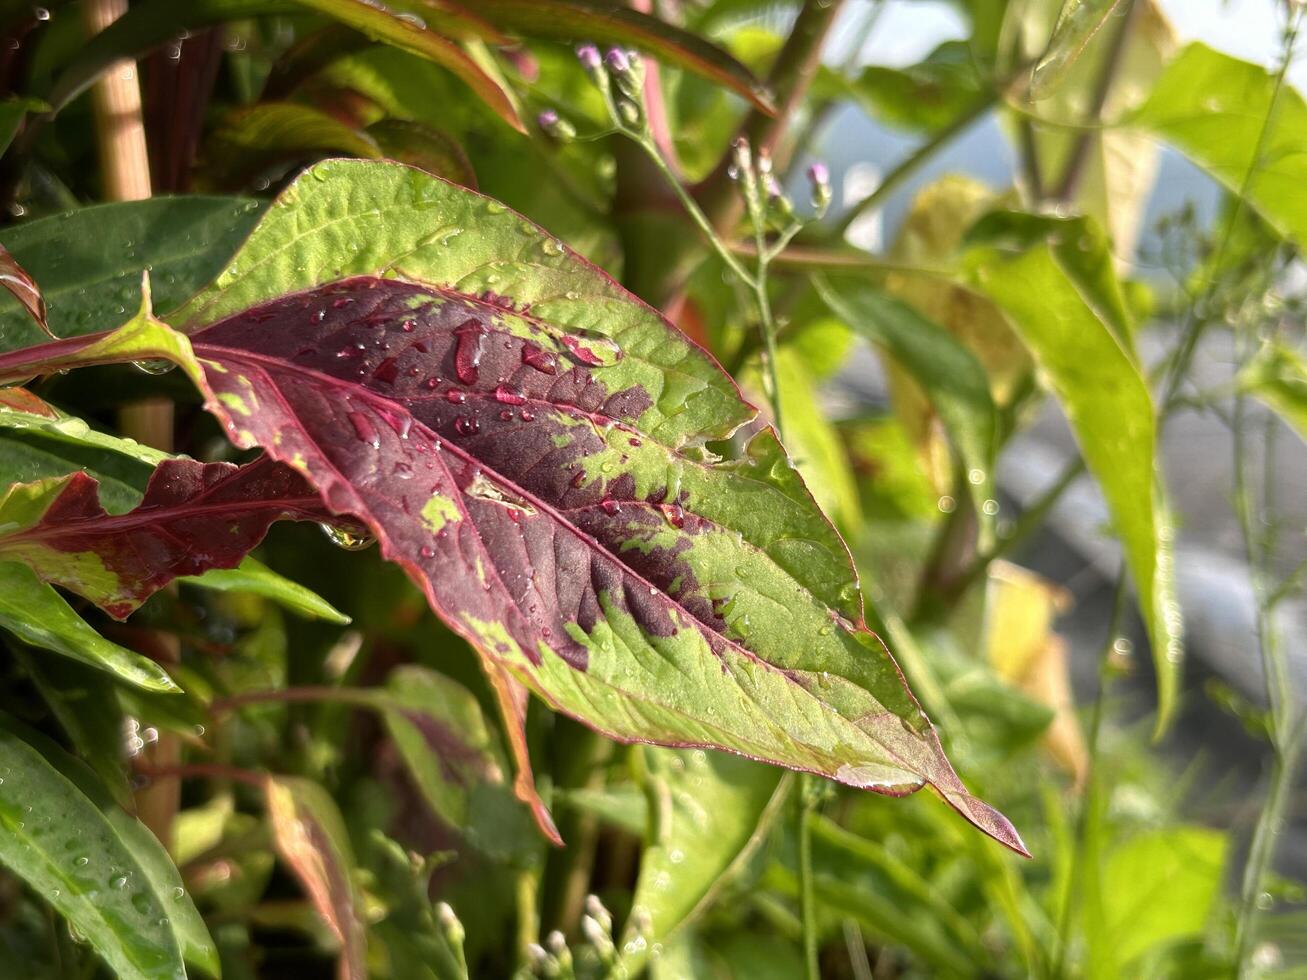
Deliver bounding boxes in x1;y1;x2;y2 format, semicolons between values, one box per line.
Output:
0;160;1025;856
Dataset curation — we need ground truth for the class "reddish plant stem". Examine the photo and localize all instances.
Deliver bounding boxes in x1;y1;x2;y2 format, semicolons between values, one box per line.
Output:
137;762;267;791
209;686;365;715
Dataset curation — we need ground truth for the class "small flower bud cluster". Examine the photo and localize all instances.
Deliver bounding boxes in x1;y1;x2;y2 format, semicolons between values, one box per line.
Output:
576;43;647;132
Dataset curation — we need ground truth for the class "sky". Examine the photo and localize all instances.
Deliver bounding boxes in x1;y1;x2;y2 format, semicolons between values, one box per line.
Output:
850;0;1304;84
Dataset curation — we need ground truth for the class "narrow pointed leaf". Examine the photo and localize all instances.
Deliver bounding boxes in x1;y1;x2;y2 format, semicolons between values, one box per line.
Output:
0;718;190;980
0;456;330;620
265;775;367;980
966;213;1181;733
464;0;774;112
0;562;180;691
1030;0;1129;101
0;243;50;337
619;751;786;974
0;161;1025;855
183;558;352;623
815;277;998;546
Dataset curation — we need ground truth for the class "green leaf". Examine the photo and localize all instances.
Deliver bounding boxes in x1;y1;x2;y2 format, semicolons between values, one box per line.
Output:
844;41;986;133
367;118;477;189
183;558;351;624
778;814;992;974
290;0;525;133
265;775;367;980
1238;342;1307;444
46;0;525;132
815;276;998;546
1130;42;1307;246
378;665;536;863
0;95;44;159
16;652;132;809
746;346;861;534
1018;0;1175;255
619;751;785;973
1094;827;1227;974
471;0;774;112
0;195;263;351
203;102;381;185
1030;0;1130;101
966;213;1181;732
0;717;193;979
0;562;179;691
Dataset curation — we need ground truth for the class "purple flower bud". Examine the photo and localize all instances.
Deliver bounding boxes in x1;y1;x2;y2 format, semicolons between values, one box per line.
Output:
576;43;601;72
806;162;830;187
537;109;576;142
605;47;630;74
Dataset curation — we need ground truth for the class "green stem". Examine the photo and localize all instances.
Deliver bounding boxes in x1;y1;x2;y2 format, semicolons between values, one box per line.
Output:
833;90;1000;237
798;786;820;980
1231;310;1301;975
1052;567;1128;977
632;130;755;286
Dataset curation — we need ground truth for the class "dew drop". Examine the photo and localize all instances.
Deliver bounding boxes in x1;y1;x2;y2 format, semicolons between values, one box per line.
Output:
560;332;622;367
455;416;480;436
520;409;536;422
320;523;375;550
373;357;400;384
521;345;558;375
348;411;380;448
659;503;685;528
423;376;441;390
401;319;416;332
444;389;467;404
600;498;620;516
453;320;485;384
494;383;526;406
420;545;435;559
132;359;175;376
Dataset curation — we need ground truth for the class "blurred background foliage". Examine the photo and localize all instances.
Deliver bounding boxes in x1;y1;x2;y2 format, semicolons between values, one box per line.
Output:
0;0;1305;977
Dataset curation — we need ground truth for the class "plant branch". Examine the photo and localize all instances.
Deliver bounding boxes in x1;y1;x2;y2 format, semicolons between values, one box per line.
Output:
1049;0;1139;203
833;90;1000;237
